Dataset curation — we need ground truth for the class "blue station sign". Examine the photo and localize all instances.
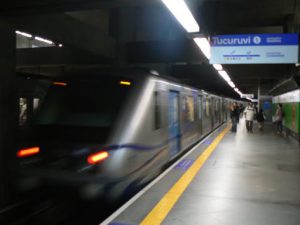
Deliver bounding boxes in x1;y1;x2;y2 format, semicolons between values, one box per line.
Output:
210;34;299;64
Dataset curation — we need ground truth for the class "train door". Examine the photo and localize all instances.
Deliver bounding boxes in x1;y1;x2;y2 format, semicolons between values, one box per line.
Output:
219;99;221;123
222;99;226;122
168;91;180;156
198;95;203;135
220;98;224;122
211;97;215;128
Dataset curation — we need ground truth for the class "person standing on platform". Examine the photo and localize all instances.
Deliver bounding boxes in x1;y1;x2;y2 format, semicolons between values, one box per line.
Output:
236;104;240;124
275;103;284;134
254;104;258;115
238;103;244;122
230;102;239;132
244;103;256;132
256;108;265;131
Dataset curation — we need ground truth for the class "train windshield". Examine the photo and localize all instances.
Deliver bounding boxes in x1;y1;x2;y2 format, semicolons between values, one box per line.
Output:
34;77;132;128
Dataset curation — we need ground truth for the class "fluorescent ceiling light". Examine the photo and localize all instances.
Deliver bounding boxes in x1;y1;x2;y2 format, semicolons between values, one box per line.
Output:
218;70;231;82
193;38;210;59
228;81;235;88
150;70;159;76
58;44;63;47
246;97;253;101
16;30;32;38
234;88;239;92
35;36;54;45
162;0;199;33
213;64;223;71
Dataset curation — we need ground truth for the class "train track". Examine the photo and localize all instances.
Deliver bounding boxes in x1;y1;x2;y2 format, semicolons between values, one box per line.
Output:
1;191;118;225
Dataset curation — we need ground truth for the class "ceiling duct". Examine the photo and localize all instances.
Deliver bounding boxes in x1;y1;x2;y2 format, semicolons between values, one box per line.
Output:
268;76;300;96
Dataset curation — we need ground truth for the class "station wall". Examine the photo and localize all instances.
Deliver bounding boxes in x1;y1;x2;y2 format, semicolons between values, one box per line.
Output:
273;89;300;141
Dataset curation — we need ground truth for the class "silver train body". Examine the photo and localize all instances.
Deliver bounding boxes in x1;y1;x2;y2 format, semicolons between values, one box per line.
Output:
18;69;237;200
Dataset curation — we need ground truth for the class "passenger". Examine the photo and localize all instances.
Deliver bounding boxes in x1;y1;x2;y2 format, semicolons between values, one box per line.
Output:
254;104;258;114
274;103;284;134
230;102;239;132
256;108;265;131
244;103;256;133
235;104;240;124
238;103;244;122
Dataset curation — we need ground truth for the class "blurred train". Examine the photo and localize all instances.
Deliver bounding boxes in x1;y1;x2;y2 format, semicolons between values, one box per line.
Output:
17;69;240;200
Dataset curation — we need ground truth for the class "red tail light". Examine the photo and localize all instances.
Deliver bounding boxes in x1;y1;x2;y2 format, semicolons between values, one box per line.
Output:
87;151;109;165
17;147;40;158
53;81;67;86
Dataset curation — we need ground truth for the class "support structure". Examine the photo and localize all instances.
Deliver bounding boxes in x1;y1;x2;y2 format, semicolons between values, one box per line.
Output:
0;22;17;207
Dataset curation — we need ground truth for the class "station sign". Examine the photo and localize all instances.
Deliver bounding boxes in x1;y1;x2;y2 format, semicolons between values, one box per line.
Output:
209;34;299;64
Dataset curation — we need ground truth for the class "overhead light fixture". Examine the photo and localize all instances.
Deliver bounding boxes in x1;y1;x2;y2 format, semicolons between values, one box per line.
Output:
251;99;254;102
213;64;223;71
16;30;32;38
246;97;254;102
228;81;235;88
193;37;210;59
58;44;63;47
162;0;199;33
150;70;160;76
218;70;231;82
35;36;54;45
234;88;239;92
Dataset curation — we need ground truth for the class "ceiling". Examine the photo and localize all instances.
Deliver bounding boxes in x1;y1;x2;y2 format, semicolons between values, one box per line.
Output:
2;0;300;98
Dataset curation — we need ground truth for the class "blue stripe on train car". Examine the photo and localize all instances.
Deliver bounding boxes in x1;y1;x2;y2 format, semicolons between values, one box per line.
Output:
168;91;180;156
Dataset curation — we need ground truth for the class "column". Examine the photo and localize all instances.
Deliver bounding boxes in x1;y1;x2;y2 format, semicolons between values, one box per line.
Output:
0;21;17;207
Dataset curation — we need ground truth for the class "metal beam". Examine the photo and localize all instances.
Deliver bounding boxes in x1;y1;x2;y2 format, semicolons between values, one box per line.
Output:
126;40;204;64
0;0;159;16
199;0;293;34
225;64;293;81
233;74;284;80
11;13;115;57
17;47;112;66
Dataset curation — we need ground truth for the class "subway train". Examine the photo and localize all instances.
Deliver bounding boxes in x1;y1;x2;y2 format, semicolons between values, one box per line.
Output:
17;69;239;200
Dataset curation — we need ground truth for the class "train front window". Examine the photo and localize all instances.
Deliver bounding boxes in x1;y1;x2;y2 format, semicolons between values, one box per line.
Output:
35;78;131;128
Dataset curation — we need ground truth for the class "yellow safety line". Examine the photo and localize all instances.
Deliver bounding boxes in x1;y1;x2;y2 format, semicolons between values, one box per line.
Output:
140;125;231;225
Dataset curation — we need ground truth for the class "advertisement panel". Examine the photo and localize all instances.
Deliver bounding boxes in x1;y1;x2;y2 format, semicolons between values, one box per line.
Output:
210;34;298;64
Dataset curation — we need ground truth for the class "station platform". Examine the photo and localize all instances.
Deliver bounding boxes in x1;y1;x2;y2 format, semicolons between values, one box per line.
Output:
101;119;300;225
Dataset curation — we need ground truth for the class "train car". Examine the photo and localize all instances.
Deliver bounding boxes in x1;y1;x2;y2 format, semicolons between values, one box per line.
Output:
17;69;233;200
